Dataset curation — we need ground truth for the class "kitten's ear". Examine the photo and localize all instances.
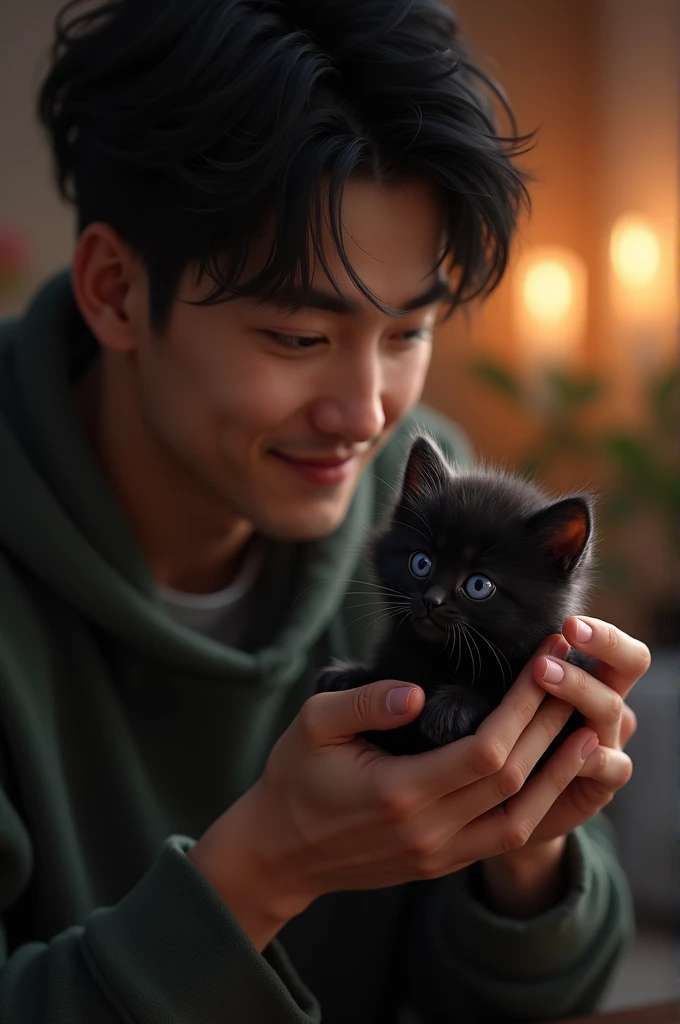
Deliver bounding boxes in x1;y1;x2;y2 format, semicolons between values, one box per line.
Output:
527;497;594;573
398;434;451;505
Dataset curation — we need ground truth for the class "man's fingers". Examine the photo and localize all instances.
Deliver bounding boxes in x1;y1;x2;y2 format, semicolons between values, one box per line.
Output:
533;653;625;749
620;704;637;746
300;678;426;747
474;634;569;759
577;744;633;790
448;694;575;823
390;634;564;803
447;726;597;865
562;616;652;697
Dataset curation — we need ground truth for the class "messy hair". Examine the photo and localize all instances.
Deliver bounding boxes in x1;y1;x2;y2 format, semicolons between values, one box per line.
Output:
38;0;533;333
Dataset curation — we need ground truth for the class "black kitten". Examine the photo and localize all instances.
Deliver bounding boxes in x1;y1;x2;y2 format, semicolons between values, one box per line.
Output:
316;433;596;763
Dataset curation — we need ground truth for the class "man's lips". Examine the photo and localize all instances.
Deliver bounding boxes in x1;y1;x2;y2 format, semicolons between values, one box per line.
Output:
269;451;357;486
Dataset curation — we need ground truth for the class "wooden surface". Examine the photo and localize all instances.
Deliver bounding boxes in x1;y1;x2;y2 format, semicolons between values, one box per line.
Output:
548;1001;678;1023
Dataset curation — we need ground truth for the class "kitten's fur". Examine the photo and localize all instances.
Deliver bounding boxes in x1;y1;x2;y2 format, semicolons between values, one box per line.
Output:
316;433;596;765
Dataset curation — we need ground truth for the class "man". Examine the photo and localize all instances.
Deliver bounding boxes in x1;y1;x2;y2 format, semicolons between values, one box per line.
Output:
0;0;648;1021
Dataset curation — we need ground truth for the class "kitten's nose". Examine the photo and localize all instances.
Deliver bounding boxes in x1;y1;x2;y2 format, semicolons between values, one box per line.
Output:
423;585;447;609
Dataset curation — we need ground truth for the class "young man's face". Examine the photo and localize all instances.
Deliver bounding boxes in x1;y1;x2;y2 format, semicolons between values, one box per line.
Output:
120;179;447;541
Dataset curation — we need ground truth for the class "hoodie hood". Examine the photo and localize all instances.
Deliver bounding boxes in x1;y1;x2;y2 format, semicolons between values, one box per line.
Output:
0;270;375;685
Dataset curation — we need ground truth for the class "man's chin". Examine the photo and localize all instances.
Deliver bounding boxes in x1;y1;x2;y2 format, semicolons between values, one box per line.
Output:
259;502;352;542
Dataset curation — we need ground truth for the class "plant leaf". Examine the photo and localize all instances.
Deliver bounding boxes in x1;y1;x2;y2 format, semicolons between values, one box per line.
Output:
650;368;679;434
545;369;605;409
605;434;657;486
469;359;524;403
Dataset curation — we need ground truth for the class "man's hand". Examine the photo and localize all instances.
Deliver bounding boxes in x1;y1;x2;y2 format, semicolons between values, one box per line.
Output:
481;616;648;917
188;633;599;951
521;615;645;842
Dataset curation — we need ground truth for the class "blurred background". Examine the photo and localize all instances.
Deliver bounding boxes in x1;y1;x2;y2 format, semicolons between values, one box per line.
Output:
0;0;678;1015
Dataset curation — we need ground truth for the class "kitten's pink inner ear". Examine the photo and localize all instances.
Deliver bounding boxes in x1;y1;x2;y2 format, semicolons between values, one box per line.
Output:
551;516;588;558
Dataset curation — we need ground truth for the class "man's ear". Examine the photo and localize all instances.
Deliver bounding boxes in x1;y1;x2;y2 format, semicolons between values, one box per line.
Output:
398;434;451;506
71;222;141;354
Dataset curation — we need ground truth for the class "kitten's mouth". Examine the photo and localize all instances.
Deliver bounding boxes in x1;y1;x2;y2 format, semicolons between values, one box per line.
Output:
411;613;447;640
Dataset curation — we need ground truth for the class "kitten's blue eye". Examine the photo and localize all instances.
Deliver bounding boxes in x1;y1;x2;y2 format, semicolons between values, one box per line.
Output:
409;552;432;578
463;574;495;600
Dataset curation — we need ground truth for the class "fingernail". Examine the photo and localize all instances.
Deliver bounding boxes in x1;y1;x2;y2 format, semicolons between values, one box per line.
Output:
542;657;565;684
581;735;599;759
387;687;415;714
576;618;593;643
550;636;570;659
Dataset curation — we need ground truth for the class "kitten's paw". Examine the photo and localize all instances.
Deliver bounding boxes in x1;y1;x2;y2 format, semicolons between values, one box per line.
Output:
314;662;372;694
419;686;491;746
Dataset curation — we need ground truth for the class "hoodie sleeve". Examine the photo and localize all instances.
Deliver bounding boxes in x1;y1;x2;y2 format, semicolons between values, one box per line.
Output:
0;835;321;1024
401;814;636;1022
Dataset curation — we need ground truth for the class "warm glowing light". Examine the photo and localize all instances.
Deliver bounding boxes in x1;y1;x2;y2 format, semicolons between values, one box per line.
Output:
513;245;587;366
523;261;574;324
610;215;661;289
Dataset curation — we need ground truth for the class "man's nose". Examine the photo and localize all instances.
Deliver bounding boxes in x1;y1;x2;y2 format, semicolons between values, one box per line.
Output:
312;354;386;443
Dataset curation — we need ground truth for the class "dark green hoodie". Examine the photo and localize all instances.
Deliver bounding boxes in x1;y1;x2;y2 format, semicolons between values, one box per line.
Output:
0;271;634;1023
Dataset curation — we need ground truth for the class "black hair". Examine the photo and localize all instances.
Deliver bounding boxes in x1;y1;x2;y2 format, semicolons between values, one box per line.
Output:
38;0;533;334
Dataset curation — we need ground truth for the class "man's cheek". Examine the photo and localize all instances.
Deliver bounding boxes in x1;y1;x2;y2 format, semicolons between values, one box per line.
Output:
399;352;430;405
392;378;426;419
223;381;296;427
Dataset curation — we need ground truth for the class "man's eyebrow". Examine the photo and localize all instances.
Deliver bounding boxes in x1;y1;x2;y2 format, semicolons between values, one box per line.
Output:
262;276;453;316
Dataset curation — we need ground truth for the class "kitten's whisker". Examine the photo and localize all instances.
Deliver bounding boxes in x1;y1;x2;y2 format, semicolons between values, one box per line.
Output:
344;608;391;629
462;622;483;679
487;636;513;690
365;580;409;594
461;625;477;683
466;623;513;690
372;472;403;502
350;574;409;595
346;604;409;631
344;600;409;612
403;500;436;541
357;607;408;640
462;618;483;684
372;483;436;540
454;623;463;676
372;471;436;539
475;539;514;559
467;625;504;685
446;622;457;663
467;622;503;675
296;577;405;596
468;628;483;683
394;608;412;640
371;471;434;539
445;623;454;668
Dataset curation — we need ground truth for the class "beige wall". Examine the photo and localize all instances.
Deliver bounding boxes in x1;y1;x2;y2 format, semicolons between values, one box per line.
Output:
426;0;678;449
0;0;74;320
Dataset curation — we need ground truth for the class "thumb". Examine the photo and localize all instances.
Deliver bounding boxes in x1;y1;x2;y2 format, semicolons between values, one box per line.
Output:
306;680;426;745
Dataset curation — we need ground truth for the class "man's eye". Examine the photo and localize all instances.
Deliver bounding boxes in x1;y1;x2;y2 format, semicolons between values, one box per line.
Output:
397;328;433;343
266;332;324;350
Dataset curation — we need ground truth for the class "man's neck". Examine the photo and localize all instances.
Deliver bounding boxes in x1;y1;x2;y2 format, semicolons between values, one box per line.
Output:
73;355;255;594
